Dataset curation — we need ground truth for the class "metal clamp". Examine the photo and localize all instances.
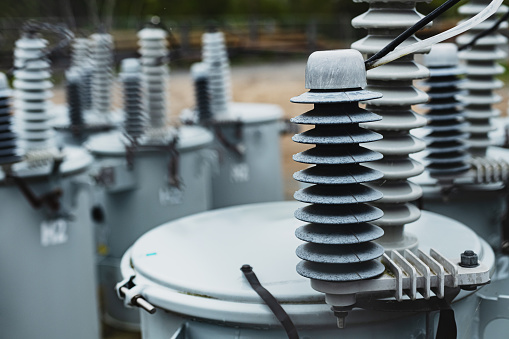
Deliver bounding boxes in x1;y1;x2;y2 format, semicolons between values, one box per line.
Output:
311;248;490;328
116;275;156;314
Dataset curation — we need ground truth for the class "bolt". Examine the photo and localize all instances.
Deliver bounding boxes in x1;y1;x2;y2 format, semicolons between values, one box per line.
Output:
460;250;479;268
331;307;349;329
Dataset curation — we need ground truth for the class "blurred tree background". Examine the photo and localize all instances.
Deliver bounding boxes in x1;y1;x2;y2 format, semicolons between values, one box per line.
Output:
0;0;476;75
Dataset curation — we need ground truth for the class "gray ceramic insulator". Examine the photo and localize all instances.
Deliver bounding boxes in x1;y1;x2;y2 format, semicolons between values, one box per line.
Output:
120;58;146;139
202;31;232;118
456;0;509;157
351;0;430;252
419;43;471;178
0;73;22;165
191;62;211;122
137;27;169;129
13;34;55;153
65;68;84;128
71;38;93;111
90;33;114;115
290;49;386;282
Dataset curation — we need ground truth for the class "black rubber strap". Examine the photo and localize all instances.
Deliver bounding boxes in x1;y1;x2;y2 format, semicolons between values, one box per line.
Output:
241;265;299;339
436;300;457;339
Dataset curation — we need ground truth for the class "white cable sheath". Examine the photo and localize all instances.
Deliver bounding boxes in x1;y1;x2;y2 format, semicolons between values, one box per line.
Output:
369;0;504;69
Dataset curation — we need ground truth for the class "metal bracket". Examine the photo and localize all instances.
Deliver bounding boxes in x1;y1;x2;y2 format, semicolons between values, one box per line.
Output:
116;275;156;314
311;248;490;328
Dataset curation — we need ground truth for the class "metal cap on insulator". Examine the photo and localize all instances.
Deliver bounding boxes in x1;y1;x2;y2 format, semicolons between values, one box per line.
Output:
422;43;460;68
191;62;208;80
121;58;141;74
293;49;382;104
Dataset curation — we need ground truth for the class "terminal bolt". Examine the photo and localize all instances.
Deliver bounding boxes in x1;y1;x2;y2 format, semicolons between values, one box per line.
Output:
459;250;479;268
331;306;350;329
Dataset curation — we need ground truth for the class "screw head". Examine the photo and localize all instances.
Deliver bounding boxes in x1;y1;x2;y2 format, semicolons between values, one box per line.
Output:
460;250;479;268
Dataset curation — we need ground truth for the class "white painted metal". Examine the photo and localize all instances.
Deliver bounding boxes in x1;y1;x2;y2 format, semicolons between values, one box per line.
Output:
118;201;495;338
0;146;100;339
87;126;213;329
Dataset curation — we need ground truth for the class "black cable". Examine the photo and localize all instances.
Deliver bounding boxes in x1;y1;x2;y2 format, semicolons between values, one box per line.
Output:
458;10;509;51
365;0;464;69
241;265;299;339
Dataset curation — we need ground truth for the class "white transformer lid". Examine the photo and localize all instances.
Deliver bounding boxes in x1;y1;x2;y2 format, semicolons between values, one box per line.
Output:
122;201;491;325
181;102;283;125
86;125;213;156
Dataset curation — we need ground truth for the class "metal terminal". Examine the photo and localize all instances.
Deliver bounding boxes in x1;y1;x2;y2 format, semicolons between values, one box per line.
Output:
90;33;113;116
351;0;430;252
291;49;385;284
419;44;471;179
117;276;156;314
457;0;509;157
191;62;211;122
137;27;169;135
0;73;22;166
13;31;57;160
120;58;146;140
202;31;232;118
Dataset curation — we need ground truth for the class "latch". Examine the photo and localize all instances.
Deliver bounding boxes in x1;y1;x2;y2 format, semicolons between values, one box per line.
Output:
116;275;156;314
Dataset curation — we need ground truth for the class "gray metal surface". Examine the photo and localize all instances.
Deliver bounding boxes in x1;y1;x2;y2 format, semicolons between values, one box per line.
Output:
351;0;429;252
291;49;384;282
119;201;494;338
210;102;284;209
87;127;213;329
419;43;471;178
0;147;100;339
457;0;509;156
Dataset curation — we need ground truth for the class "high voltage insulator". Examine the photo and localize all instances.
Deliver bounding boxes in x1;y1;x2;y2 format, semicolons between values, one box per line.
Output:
457;0;508;157
13;33;56;156
120;58;146;140
191;62;211;122
202;31;232;118
0;73;22;166
90;33;113;116
351;0;429;251
71;37;93;112
65;68;84;129
420;43;471;179
291;49;385;282
71;37;89;68
137;27;169;132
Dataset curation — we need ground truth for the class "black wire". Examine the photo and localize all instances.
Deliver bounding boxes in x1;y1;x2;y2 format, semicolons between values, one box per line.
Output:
365;0;464;69
458;10;509;51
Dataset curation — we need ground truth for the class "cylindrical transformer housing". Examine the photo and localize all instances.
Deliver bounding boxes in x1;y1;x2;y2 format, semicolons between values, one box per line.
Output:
118;201;495;338
86;126;214;329
0;147;100;339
